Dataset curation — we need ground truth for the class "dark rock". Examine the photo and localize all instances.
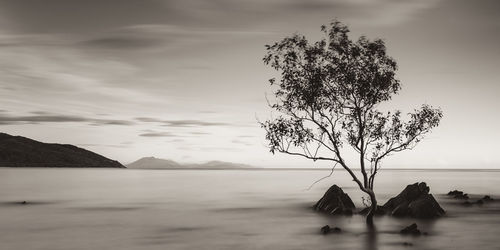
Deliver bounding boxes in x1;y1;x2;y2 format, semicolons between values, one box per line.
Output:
313;185;355;215
391;202;410;217
343;209;353;216
454;193;469;199
448;190;463;196
403;242;413;246
408;194;445;218
400;223;421;236
320;225;341;235
359;205;386;216
448;190;469;199
383;182;445;218
320;225;331;235
462;195;493;206
21;201;27;205
482;195;493;201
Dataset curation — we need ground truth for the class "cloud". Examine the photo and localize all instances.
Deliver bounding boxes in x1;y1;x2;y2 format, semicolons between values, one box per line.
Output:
0;0;443;38
0;0;174;34
190;131;210;135
0;112;133;126
135;117;232;127
81;37;164;49
163;120;230;127
139;131;177;137
231;139;253;146
237;135;256;138
136;117;163;123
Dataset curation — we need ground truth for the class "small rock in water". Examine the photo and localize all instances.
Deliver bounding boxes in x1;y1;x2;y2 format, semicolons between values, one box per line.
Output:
21;201;27;205
476;199;484;205
400;223;421;236
448;190;463;196
448;190;469;199
320;225;331;235
320;225;341;234
483;195;493;201
403;242;413;246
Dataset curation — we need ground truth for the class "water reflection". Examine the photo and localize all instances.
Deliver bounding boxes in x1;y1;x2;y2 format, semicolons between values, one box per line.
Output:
364;226;378;250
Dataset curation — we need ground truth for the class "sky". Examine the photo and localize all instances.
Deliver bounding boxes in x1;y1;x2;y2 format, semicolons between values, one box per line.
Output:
0;0;499;168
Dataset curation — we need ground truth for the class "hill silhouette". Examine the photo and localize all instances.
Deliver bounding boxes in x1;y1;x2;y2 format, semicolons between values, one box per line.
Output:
127;157;253;169
0;133;125;168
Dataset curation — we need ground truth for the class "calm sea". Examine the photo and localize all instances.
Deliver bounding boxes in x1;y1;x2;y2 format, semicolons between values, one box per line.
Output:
1;168;499;250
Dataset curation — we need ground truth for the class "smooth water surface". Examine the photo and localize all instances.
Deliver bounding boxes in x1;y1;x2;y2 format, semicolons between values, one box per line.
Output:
1;168;499;250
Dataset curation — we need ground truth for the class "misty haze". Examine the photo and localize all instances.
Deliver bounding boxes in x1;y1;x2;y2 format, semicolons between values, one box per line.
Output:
1;1;499;250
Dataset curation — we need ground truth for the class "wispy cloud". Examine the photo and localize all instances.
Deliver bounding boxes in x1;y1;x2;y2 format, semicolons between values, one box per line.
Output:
139;131;177;137
163;120;230;127
135;117;232;127
231;139;253;146
190;131;210;135
80;37;164;49
0;112;133;126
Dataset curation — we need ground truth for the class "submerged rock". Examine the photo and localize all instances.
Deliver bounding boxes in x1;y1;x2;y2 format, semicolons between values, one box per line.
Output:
383;182;445;218
447;190;463;196
313;185;355;215
473;195;494;205
400;223;421;235
320;225;341;235
320;225;331;234
447;190;469;199
482;195;493;201
450;191;493;206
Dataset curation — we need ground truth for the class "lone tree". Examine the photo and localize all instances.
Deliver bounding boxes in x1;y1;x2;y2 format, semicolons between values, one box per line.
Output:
261;20;443;226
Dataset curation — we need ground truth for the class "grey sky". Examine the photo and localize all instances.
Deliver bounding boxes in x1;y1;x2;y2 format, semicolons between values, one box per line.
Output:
0;0;499;167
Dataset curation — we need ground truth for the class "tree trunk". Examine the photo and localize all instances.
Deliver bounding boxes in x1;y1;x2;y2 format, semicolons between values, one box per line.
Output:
365;189;377;227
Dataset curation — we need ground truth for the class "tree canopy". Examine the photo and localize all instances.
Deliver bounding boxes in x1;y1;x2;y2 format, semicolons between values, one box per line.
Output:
261;20;443;222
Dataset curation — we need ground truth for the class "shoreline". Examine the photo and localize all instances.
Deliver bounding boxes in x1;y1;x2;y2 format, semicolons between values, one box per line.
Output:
1;166;500;171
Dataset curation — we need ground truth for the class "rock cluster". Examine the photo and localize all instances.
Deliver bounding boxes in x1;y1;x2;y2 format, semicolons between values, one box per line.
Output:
314;182;446;219
313;185;355;215
449;190;495;206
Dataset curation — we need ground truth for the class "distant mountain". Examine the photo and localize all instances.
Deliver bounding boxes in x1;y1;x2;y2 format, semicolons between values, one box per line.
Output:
0;133;125;168
127;157;253;169
126;156;181;169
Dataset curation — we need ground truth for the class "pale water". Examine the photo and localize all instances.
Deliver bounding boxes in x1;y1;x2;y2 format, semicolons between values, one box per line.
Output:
1;168;499;250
